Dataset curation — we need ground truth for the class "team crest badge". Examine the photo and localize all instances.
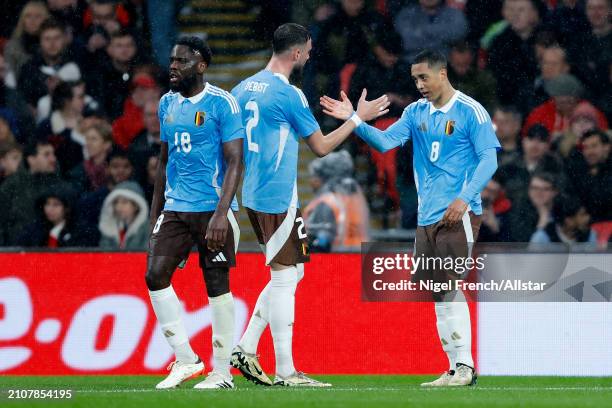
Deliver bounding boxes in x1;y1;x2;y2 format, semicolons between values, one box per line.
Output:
444;120;455;135
195;111;206;126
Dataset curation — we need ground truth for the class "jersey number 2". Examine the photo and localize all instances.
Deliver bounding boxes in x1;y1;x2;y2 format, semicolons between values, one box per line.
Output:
245;101;260;153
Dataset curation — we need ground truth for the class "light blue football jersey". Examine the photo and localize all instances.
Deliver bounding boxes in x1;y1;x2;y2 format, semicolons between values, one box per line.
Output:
355;91;501;226
159;83;244;212
232;70;320;214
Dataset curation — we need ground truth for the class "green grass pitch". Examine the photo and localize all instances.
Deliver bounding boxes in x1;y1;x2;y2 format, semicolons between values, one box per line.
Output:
1;375;611;407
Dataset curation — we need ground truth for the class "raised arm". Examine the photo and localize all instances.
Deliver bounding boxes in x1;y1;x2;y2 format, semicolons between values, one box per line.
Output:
306;90;390;157
320;89;411;153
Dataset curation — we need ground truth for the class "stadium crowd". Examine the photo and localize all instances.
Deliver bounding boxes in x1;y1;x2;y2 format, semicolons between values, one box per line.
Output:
0;0;610;249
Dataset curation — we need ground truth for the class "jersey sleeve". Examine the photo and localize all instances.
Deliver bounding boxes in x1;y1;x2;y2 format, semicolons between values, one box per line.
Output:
467;105;501;154
353;105;413;152
285;86;320;138
158;94;170;142
220;93;245;143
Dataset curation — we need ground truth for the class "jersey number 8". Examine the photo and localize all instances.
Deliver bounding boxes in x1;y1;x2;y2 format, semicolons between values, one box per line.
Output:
430;141;440;162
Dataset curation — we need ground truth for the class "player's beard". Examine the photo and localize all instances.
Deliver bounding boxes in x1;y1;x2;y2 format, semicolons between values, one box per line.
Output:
171;73;199;93
289;63;305;85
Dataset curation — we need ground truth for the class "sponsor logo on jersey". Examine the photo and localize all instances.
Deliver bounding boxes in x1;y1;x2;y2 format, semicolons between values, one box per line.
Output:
445;120;455;135
195;111;206;126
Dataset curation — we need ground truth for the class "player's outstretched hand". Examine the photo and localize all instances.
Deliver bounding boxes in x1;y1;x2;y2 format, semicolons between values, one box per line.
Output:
442;198;469;227
356;89;390;122
320;90;354;120
205;210;228;252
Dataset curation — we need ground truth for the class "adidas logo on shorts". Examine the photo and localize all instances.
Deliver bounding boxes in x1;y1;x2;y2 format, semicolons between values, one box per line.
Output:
212;252;227;263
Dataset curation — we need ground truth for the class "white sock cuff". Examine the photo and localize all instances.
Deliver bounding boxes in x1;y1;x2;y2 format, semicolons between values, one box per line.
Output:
208;292;234;305
271;267;298;286
148;285;176;300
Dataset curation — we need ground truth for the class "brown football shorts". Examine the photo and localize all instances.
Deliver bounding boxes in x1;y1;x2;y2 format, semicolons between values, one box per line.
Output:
148;210;239;269
246;207;310;266
412;211;482;285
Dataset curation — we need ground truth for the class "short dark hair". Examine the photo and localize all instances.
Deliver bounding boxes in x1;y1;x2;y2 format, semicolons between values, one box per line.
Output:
51;80;83;112
581;129;610;145
553;195;583;222
413;49;447;70
39;17;66;35
176;36;212;66
24;140;52;159
272;23;310;54
110;27;135;41
107;148;132;165
494;105;522;121
530;171;558;189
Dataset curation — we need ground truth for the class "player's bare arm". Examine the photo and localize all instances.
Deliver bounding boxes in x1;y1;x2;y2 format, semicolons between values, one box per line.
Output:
307;89;389;157
149;142;168;231
205;138;243;251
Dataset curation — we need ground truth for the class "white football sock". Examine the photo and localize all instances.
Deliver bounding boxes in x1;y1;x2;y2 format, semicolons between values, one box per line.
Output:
238;263;305;355
209;292;235;377
269;266;298;377
445;290;474;368
239;282;270;354
434;302;457;372
149;286;198;364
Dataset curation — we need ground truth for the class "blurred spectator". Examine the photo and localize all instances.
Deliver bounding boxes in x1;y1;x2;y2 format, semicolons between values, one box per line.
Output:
532;45;571;106
544;0;592;62
141;153;158;205
583;0;612;99
465;0;504;47
312;0;389;99
488;0;545;113
75;149;134;245
35;80;87;176
555;101;601;157
0;140;71;245
68;118;113;192
15;187;86;247
497;124;563;199
46;0;86;36
493;105;523;167
446;41;498;111
292;0;336;26
523;74;608;140
304;150;369;252
83;0;123;56
98;180;149;249
394;0;468;63
566;129;612;223
530;194;597;244
87;28;139;119
0;116;16;144
36;76;98;122
0;52;35;141
478;176;512;242
4;1;49;84
128;99;161;184
112;73;160;149
18;18;82;108
347;23;416;118
506;172;559;242
0;141;23;185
